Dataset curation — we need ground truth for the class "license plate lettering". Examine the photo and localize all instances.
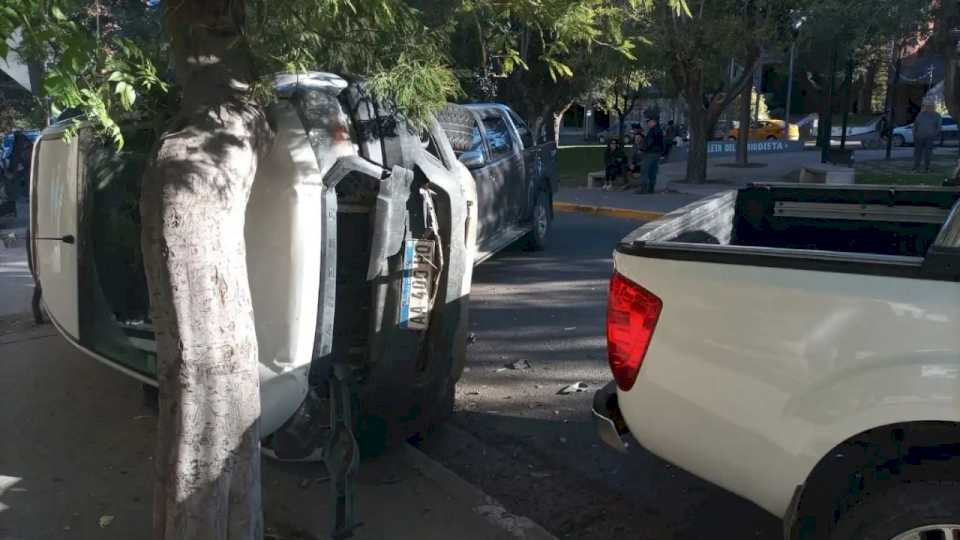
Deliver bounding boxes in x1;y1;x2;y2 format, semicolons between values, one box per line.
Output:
400;239;436;330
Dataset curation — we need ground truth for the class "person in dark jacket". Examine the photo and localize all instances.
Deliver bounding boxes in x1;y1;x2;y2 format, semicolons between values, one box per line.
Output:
636;117;664;193
913;102;942;172
603;138;628;190
628;131;644;175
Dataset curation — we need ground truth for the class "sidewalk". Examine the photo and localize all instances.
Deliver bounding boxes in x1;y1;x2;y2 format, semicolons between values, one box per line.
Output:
555;146;921;219
0;319;554;540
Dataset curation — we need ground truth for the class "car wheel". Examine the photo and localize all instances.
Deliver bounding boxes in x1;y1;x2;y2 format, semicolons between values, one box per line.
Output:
766;135;778;141
728;136;737;141
525;190;551;251
830;481;960;540
893;134;906;147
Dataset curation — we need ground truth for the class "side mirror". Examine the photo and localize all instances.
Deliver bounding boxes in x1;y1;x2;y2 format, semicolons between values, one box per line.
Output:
459;150;485;169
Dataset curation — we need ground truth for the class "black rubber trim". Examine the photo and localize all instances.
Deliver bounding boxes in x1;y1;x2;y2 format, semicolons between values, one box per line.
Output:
616;241;960;281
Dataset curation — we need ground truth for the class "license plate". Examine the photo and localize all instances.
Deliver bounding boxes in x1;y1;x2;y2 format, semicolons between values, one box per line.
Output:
399;239;436;330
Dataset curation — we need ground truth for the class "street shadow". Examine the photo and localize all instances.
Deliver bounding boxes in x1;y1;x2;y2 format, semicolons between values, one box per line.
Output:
426;411;782;540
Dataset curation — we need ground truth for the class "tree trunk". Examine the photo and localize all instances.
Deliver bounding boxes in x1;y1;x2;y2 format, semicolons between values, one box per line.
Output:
736;83;751;165
142;2;272;538
858;60;879;115
685;103;708;182
942;2;960;184
617;107;626;141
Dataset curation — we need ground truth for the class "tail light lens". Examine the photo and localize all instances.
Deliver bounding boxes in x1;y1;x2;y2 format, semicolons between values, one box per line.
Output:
607;272;662;391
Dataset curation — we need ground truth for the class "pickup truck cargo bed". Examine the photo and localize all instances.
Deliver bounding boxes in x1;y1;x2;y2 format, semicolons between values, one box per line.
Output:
619;183;960;281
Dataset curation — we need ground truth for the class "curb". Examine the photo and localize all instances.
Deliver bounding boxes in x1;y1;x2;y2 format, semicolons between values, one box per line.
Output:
402;443;558;540
553;201;665;221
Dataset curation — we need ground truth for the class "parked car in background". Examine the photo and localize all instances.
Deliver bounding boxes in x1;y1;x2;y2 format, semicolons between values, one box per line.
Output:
595;183;960;540
892;116;958;147
727;119;799;141
437;103;559;262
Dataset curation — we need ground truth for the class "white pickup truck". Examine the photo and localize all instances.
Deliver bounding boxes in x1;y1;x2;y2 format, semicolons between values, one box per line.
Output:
594;183;960;540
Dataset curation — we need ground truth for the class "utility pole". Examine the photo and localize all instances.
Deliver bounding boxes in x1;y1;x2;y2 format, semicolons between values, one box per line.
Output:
884;40;902;161
821;45;839;163
784;42;796;140
840;57;854;150
753;68;762;123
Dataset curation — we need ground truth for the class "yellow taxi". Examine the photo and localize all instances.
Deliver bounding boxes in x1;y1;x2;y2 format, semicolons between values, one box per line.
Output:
728;119;799;141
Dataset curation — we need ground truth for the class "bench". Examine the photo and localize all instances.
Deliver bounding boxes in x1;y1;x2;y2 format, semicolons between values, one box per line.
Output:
799;165;855;185
587;170;642;188
587;171;605;188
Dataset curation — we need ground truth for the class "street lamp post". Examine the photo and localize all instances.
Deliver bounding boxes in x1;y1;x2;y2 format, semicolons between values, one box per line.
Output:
784;42;796;140
783;15;805;140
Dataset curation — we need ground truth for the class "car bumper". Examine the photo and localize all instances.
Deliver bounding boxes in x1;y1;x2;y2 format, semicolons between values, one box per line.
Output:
592;381;630;452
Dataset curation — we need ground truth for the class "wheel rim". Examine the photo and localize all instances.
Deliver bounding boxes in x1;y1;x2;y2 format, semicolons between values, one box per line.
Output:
535;198;548;238
890;524;960;540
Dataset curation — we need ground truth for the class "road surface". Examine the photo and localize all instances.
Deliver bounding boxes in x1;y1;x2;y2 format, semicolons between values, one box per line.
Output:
420;212;782;539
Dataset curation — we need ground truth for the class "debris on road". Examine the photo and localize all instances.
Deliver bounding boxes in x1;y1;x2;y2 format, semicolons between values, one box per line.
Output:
505;359;531;370
557;382;589;395
98;515;114;528
466;390;481;396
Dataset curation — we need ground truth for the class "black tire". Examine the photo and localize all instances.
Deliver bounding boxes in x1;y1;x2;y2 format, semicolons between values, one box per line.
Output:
831;481;960;540
893;134;906;147
728;135;737;141
766;135;778;141
525;190;551;251
435;104;477;153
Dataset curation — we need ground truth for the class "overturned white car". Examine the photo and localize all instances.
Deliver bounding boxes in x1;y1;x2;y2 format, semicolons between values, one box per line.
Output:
29;72;479;457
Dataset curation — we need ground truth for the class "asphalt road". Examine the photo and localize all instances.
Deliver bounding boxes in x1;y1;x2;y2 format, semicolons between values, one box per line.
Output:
420;212;782;540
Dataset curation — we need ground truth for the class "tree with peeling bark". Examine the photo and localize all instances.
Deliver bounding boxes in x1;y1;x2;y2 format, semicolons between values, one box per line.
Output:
593;57;663;141
3;1;460;538
438;0;694;145
936;0;960;184
642;0;797;183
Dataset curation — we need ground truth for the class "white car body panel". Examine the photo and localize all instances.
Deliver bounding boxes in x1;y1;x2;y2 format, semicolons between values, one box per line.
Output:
30;126;80;338
31;72;480;439
612;251;960;517
893;118;958;145
246;94;354;436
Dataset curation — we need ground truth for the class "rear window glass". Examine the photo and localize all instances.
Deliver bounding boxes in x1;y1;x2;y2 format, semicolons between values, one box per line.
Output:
482;115;513;160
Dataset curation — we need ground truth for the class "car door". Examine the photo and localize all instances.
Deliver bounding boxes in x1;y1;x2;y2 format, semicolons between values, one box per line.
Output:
475;111;522;249
31;129;80;339
507;110;540;220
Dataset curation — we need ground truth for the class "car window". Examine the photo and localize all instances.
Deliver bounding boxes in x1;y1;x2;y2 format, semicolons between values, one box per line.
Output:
483;115;514;160
945;117;957;126
508;111;534;148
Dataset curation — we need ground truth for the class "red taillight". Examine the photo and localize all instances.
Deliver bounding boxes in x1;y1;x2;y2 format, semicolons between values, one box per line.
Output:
607;272;662;391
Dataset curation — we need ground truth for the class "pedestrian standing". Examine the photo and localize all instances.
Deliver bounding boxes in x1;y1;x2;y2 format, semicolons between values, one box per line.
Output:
912;101;942;173
635;117;665;193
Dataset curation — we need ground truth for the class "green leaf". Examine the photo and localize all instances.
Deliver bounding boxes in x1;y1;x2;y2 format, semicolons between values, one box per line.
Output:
51;6;66;20
115;81;136;109
107;71;125;82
